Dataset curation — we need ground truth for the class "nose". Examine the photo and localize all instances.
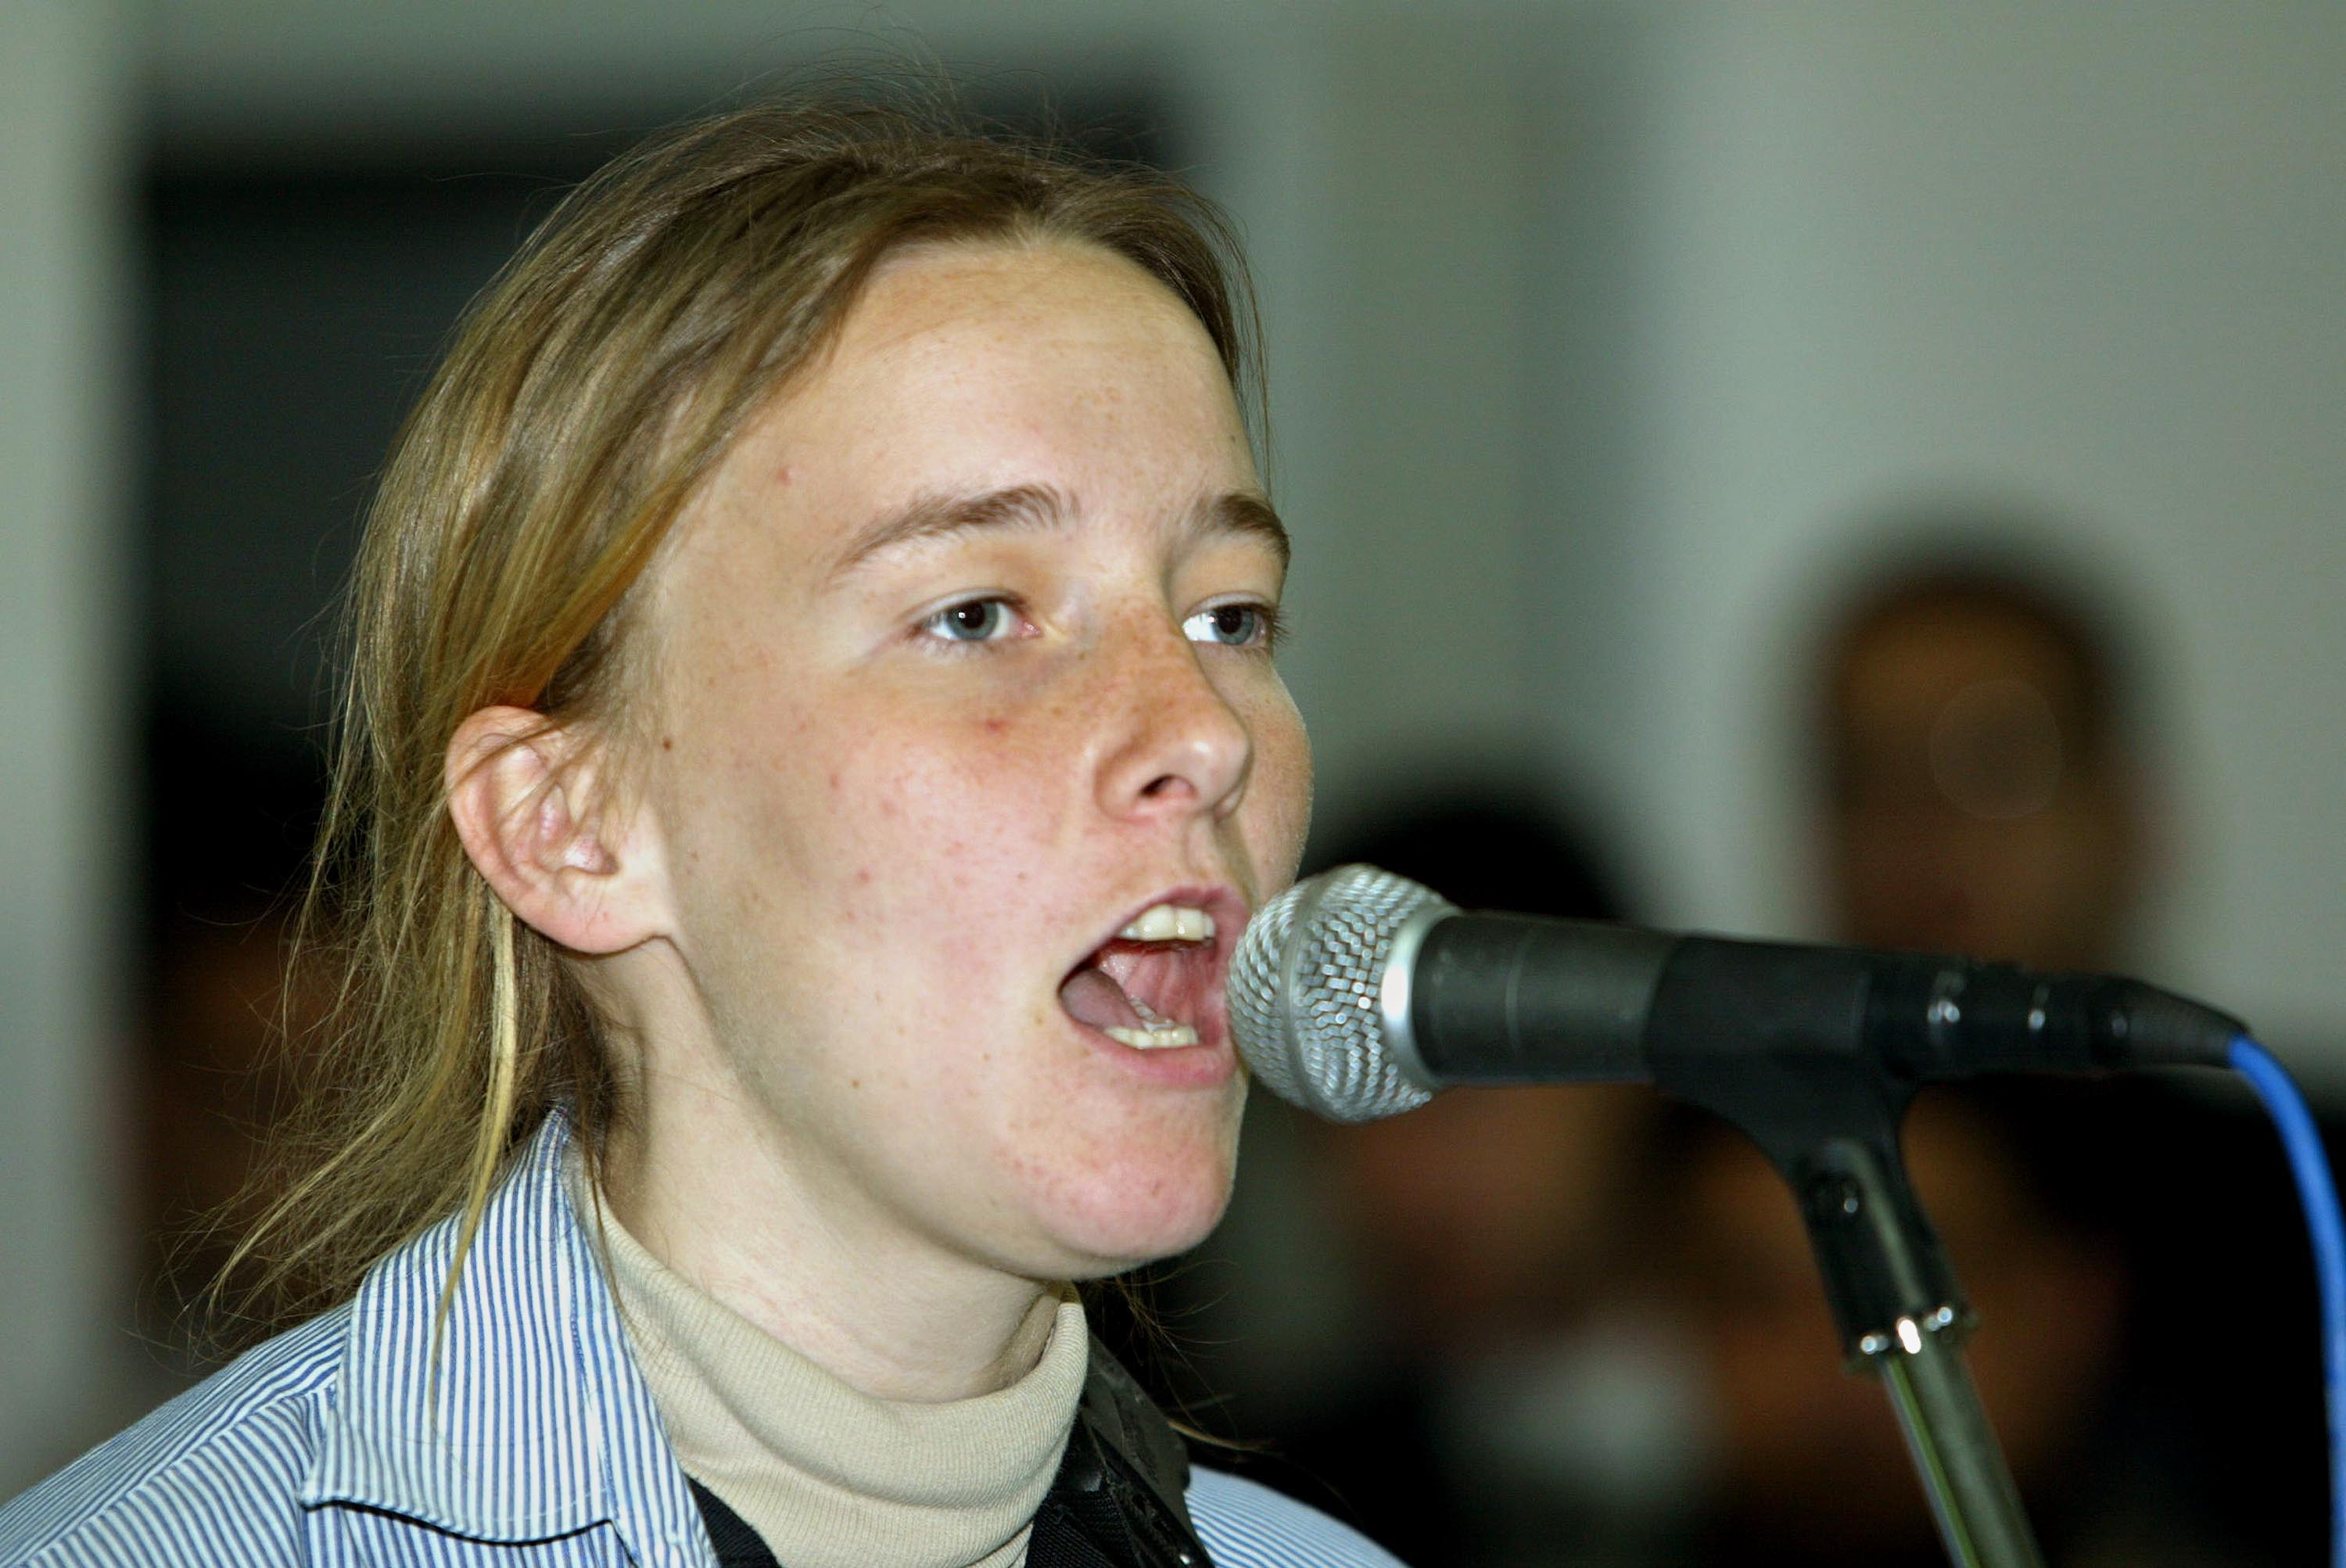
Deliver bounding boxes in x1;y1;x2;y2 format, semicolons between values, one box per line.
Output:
1092;610;1254;825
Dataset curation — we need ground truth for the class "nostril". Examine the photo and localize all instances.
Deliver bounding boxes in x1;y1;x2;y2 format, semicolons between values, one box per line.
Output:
1098;655;1254;820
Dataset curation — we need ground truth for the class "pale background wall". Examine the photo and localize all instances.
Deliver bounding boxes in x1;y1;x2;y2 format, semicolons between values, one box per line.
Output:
4;0;2340;1487
0;0;136;1486
1608;2;2346;1054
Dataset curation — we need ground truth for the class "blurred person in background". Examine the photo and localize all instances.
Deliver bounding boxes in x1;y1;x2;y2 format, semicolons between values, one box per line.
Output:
1655;525;2323;1565
1817;547;2147;974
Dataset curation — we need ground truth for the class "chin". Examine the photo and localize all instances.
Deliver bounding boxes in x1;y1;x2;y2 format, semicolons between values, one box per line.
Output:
1029;1137;1238;1278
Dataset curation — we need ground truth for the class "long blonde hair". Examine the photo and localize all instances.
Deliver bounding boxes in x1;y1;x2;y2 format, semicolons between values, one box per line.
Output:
225;99;1261;1336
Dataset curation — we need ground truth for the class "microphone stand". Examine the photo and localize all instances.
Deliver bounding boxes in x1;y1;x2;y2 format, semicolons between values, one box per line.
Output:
1643;944;2048;1568
1792;1134;2043;1568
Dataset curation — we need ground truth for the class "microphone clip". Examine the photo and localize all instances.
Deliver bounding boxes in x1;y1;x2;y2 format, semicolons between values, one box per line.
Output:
1644;940;2046;1564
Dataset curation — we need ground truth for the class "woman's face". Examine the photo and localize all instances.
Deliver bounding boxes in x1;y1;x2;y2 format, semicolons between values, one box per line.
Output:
632;240;1309;1281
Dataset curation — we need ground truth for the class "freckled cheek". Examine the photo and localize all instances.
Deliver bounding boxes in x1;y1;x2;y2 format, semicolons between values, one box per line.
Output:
825;727;1064;912
1241;693;1314;870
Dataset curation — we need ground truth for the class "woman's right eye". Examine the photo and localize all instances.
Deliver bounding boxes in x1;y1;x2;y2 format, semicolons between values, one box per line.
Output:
918;597;1021;644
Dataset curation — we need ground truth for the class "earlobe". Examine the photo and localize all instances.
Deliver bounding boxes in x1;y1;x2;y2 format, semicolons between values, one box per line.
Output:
445;705;668;955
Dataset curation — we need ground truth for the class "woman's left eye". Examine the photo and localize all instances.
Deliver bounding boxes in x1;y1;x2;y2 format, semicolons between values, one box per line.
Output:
1183;603;1273;648
920;597;1021;644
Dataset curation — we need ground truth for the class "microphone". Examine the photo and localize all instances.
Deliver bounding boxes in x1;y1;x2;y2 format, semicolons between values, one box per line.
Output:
1228;863;2244;1123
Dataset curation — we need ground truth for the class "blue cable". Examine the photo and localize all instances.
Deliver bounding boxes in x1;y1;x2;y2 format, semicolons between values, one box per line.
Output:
2231;1035;2346;1566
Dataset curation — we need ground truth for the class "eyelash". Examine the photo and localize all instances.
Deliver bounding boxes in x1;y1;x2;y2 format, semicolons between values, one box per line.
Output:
913;596;1287;651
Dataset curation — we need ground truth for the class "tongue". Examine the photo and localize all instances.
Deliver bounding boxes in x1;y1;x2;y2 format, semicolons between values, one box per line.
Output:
1059;963;1145;1030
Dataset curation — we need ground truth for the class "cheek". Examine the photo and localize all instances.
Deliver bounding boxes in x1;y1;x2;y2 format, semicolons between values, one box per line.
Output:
816;700;1075;915
1243;687;1314;877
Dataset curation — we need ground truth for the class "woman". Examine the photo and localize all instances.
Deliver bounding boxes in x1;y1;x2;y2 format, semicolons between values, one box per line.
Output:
1;102;1394;1568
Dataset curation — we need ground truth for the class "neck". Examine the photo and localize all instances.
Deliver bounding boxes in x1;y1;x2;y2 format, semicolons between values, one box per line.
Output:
597;1058;1060;1404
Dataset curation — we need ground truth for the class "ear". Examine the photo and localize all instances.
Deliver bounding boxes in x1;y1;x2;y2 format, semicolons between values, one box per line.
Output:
445;705;669;956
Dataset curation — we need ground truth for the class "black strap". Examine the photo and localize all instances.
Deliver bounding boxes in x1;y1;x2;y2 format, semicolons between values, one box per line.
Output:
683;1339;1212;1568
1027;1413;1204;1568
1044;1335;1209;1568
688;1477;778;1568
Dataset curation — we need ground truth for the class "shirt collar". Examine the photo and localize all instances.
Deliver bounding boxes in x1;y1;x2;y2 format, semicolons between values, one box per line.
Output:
300;1114;709;1562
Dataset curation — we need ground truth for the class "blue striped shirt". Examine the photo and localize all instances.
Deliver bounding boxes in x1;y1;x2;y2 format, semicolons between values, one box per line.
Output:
1;1118;1402;1567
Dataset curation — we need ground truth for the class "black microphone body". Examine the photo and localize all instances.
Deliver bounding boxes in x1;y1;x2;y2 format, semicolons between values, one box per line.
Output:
1405;912;2242;1092
1229;863;2255;1380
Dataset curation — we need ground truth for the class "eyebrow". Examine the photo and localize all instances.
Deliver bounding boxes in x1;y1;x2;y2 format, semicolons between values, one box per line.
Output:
828;483;1291;582
1203;490;1292;572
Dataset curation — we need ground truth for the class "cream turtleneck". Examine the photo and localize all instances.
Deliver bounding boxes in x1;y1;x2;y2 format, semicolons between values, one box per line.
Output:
570;1160;1089;1568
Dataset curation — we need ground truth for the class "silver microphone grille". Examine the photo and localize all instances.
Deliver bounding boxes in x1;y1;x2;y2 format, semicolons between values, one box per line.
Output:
1227;864;1455;1122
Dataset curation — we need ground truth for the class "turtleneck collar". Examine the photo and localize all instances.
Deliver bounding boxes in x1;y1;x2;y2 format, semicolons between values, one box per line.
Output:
569;1156;1089;1568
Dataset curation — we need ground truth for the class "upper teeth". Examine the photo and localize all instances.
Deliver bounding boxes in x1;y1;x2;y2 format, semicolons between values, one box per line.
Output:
1119;904;1216;943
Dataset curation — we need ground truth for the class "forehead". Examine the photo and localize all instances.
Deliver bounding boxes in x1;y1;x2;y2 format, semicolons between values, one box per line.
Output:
801;239;1235;444
843;238;1220;370
669;239;1255;584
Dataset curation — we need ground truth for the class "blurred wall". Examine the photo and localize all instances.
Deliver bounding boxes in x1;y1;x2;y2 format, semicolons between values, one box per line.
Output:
1580;3;2346;1070
0;0;134;1484
3;0;2343;1488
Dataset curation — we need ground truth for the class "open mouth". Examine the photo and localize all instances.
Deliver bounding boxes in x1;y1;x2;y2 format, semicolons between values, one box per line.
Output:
1057;897;1229;1050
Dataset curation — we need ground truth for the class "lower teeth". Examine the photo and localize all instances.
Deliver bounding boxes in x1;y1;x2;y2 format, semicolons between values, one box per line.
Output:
1104;1023;1200;1050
